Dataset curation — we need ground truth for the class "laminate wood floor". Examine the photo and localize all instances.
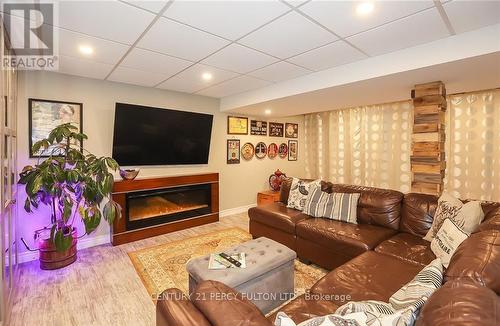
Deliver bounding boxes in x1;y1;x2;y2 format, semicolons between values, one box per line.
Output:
10;213;249;326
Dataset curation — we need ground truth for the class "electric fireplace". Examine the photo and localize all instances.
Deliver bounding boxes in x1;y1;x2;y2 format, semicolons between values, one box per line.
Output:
111;173;219;245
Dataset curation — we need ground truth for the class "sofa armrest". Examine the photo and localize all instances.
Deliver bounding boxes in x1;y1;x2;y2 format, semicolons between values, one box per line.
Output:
416;279;500;325
156;288;211;326
192;280;272;326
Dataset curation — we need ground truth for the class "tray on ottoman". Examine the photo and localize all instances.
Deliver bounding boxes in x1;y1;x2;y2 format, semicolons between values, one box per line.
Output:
186;237;296;314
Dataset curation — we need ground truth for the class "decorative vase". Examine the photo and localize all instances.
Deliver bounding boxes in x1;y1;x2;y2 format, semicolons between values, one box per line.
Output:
268;169;287;191
119;168;140;180
37;228;78;270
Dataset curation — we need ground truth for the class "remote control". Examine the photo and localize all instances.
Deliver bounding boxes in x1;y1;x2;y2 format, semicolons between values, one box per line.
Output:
219;253;242;267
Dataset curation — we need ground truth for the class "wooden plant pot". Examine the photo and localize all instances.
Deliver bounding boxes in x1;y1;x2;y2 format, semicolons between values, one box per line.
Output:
38;229;78;270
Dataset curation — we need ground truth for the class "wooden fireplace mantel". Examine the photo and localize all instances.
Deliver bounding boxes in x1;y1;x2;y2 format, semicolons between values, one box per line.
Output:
111;173;219;245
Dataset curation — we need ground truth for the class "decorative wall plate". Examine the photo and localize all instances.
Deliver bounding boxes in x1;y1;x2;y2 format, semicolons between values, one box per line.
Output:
255;142;267;159
268;143;278;159
241;142;255;160
278;143;288;158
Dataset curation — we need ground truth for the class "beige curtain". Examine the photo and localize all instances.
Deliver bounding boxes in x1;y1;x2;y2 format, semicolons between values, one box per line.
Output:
304;101;412;193
444;90;500;201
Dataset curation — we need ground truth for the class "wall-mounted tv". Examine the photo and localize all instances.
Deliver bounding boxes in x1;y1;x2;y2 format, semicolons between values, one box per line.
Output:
112;103;213;166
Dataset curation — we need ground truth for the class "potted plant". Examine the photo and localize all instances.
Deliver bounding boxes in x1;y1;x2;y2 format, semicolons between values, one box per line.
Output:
19;123;121;269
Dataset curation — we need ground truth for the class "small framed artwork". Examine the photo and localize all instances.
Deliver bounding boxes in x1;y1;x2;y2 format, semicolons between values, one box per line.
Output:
29;98;83;157
288;140;298;161
250;120;267;136
227;139;240;164
285;123;298;138
278;143;288;159
241;142;255;161
227;116;248;135
269;122;284;137
268;143;278;159
255;142;267;159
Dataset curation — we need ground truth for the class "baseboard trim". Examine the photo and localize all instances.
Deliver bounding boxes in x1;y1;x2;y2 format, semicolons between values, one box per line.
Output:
18;233;111;265
19;204;255;264
220;203;256;217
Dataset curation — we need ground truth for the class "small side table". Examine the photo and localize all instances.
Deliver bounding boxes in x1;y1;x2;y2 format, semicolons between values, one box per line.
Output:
257;190;280;206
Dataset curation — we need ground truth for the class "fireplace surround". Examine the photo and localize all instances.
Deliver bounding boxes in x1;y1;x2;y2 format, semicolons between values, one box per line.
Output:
111;173;219;245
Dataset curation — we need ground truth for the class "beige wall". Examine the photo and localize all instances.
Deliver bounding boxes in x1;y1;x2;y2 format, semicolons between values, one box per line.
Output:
16;71;305;254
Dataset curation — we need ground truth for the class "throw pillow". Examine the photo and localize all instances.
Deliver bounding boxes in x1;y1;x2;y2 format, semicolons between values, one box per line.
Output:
303;184;360;224
287;178;321;211
274;311;368;326
430;219;469;268
389;258;443;321
423;192;484;242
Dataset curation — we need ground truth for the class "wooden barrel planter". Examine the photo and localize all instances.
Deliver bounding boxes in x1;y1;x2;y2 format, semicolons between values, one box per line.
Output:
38;229;78;270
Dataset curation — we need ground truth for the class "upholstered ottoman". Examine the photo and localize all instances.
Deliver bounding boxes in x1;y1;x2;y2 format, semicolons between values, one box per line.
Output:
186;237;296;314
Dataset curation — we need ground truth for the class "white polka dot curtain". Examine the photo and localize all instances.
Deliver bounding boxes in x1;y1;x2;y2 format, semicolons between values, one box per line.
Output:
444;90;500;201
304;101;412;193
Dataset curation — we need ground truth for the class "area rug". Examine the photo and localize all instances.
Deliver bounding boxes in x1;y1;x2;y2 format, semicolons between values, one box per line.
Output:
128;227;327;300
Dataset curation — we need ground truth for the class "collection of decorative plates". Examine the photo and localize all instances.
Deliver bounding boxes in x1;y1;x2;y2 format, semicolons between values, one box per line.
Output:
241;142;290;160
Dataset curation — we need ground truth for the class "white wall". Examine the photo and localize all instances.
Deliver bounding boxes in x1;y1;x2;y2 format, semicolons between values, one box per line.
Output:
16;71;305;257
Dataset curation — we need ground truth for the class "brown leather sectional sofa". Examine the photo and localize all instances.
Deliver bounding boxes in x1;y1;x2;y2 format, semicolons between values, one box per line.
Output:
156;179;500;325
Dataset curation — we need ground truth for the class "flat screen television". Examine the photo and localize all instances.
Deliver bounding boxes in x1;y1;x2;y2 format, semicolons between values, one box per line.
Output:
112;103;213;166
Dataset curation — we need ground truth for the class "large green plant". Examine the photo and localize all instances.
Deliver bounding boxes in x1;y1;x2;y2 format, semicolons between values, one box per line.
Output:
19;123;121;252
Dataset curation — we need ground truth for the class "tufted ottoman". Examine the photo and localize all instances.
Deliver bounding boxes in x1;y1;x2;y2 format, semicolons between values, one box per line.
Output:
186;237;296;314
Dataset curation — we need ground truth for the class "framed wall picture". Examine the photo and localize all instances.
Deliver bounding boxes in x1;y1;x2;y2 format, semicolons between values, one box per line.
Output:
269;122;284;137
29;98;83;157
250;120;267;136
278;143;288;159
288;140;298;161
285;123;298;138
227;116;248;135
268;143;278;159
255;142;267;159
227;139;240;164
241;142;255;160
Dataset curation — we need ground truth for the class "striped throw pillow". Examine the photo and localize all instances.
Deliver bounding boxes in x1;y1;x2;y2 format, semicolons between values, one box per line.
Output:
303;185;360;224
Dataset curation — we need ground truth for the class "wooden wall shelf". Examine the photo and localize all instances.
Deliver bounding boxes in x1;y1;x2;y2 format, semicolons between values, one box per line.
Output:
111;173;219;245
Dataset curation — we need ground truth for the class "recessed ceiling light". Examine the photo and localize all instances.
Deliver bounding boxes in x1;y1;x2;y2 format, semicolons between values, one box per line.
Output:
264;109;272;115
78;45;94;55
356;2;374;15
202;72;213;81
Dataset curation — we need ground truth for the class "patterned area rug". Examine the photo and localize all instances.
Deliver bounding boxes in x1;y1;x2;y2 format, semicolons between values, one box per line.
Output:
128;227;327;300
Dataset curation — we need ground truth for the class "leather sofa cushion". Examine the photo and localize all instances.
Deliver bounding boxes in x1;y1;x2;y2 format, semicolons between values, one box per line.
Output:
375;233;436;267
156;288;210;326
331;184;403;230
296;218;397;256
400;193;437;237
311;251;422;305
267;294;339;325
445;230;500;294
248;202;310;234
479;207;500;232
192;280;271;326
416;279;500;326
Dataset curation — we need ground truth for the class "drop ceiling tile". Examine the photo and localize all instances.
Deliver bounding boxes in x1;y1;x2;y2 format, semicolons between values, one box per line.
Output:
201;44;278;73
123;0;168;13
196;75;272;98
157;64;239;93
120;48;193;77
58;55;115;80
299;0;434;37
137;17;230;61
443;0;500;34
347;8;449;57
107;66;170;87
58;28;129;65
57;0;155;45
287;40;367;71
239;11;338;59
164;1;290;40
248;61;311;82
